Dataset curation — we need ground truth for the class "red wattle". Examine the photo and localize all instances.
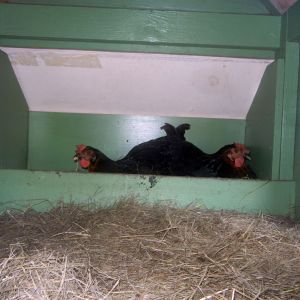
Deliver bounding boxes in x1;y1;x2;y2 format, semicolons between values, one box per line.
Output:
79;159;90;169
234;157;244;168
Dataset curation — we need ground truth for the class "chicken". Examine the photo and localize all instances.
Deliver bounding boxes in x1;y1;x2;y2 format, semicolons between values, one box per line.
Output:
73;124;188;175
73;123;256;179
160;123;190;141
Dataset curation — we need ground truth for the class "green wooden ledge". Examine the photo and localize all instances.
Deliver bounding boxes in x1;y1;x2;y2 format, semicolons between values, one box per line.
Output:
0;170;295;217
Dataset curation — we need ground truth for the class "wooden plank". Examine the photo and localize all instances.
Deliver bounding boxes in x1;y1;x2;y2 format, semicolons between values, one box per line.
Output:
0;170;296;217
8;0;271;15
272;59;285;179
0;38;277;59
0;50;28;169
279;42;299;179
0;4;281;50
287;0;300;42
245;61;280;180
294;63;300;219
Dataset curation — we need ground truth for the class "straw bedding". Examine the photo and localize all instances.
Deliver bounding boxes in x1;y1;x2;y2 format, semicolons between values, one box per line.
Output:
0;199;299;299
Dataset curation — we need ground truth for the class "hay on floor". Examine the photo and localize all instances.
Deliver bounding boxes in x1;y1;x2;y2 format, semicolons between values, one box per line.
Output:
0;199;299;299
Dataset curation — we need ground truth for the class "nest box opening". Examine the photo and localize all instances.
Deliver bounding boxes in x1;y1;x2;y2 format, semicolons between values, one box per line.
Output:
1;47;276;179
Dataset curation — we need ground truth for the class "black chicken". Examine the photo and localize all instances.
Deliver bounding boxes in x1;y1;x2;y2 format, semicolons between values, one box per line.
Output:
74;123;256;179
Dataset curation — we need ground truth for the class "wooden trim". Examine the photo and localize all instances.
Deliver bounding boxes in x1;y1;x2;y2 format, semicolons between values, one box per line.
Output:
287;1;300;42
279;42;299;179
7;0;271;15
0;4;281;53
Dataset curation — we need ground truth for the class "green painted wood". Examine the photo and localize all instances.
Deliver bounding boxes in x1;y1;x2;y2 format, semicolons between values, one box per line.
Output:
280;42;299;180
28;112;245;172
287;1;300;42
294;49;300;220
0;170;295;217
271;59;285;179
8;0;271;15
0;2;279;59
0;50;28;169
245;61;280;179
0;39;277;60
246;47;299;181
260;0;281;16
0;4;281;50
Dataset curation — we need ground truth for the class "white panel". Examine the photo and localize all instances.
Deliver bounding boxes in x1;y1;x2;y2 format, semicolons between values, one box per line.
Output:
1;48;273;119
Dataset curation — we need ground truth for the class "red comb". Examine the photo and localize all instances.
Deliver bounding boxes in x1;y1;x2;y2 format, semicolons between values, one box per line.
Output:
234;143;250;154
76;144;86;153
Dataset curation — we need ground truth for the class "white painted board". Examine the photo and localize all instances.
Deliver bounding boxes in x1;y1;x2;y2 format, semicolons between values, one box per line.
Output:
1;48;273;119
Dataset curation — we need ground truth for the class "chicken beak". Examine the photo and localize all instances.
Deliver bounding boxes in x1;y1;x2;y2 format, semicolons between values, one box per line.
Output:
73;155;79;162
245;154;251;161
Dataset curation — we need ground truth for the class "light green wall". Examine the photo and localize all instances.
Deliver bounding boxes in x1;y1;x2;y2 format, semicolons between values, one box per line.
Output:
245;40;300;182
0;50;28;169
278;42;299;180
291;43;300;218
288;1;300;42
284;3;300;218
295;69;300;219
245;61;281;179
0;170;295;217
28;112;245;171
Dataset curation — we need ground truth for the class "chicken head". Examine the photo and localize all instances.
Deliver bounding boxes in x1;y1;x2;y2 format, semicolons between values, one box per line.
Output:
225;143;251;168
74;144;96;169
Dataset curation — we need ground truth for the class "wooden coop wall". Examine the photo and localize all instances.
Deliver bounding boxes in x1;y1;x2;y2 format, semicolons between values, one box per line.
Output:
296;73;300;219
288;1;300;219
245;61;281;180
7;0;272;15
0;170;295;216
0;51;28;169
0;1;299;218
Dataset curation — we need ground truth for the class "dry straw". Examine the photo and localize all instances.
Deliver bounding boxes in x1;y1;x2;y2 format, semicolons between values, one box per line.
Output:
0;199;299;299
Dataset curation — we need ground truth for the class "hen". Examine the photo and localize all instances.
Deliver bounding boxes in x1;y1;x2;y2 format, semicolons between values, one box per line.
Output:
74;123;256;179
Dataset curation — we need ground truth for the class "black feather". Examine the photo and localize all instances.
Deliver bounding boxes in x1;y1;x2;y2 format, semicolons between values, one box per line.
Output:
75;124;256;179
